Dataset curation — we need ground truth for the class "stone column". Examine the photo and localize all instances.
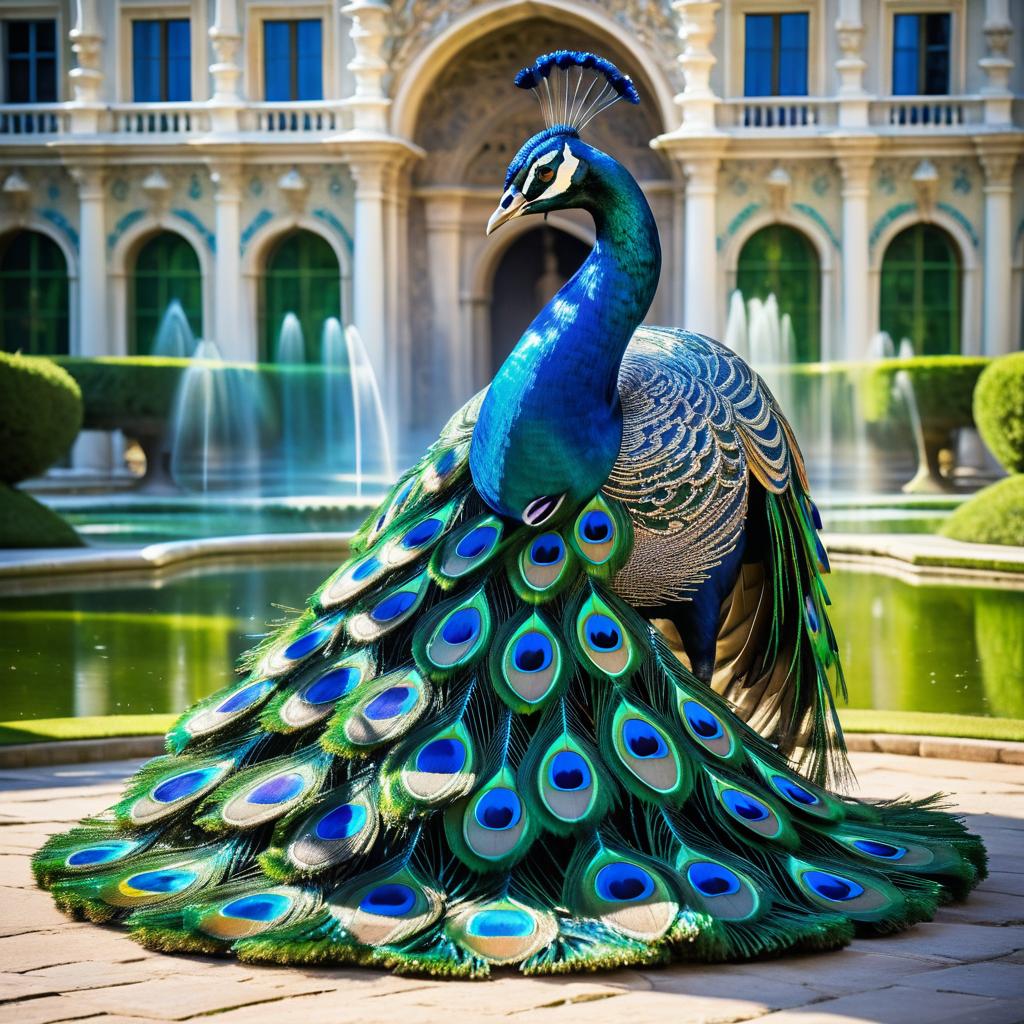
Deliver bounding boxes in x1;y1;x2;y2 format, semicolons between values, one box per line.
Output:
422;189;471;414
209;163;248;360
833;139;877;360
342;1;391;133
835;0;868;128
677;149;723;337
68;0;103;132
980;0;1014;126
71;166;113;471
209;0;243;132
977;139;1020;356
349;154;391;409
671;1;720;132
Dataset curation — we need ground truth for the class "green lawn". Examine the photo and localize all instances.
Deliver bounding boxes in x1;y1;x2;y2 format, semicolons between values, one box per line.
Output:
1;709;1021;747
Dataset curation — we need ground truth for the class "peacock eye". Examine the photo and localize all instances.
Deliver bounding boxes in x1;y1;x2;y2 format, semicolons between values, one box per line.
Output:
537;167;555;183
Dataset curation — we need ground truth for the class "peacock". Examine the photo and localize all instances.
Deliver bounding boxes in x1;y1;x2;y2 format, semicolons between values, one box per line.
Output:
35;51;984;979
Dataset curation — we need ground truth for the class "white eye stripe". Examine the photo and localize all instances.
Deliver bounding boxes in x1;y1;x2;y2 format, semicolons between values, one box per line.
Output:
522;148;559;195
546;143;580;199
522;143;579;201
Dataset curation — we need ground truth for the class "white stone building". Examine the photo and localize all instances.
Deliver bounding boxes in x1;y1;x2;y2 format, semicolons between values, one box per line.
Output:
0;1;1022;465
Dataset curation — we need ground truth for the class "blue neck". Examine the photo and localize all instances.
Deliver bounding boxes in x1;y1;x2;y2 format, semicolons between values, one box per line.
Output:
470;149;661;520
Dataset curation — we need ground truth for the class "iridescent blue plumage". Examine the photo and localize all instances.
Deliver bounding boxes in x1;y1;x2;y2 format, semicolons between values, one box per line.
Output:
34;47;985;979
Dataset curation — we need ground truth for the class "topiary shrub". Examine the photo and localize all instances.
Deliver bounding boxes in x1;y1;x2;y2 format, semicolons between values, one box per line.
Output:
940;475;1024;547
973;351;1024;473
0;484;82;548
0;352;83;484
0;352;84;548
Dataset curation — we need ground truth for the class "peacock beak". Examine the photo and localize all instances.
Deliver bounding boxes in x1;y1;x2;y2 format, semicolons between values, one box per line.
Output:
487;187;527;235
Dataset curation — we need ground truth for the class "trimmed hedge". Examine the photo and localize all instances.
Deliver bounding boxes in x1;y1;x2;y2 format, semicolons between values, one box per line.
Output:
940;475;1024;547
54;356;188;431
860;356;990;429
0;352;83;484
974;351;1024;473
53;356;351;431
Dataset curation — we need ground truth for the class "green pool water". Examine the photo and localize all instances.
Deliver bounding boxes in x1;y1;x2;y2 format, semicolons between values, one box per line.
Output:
1;560;1022;722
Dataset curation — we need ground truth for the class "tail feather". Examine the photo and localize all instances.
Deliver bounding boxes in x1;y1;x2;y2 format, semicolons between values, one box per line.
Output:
33;426;984;976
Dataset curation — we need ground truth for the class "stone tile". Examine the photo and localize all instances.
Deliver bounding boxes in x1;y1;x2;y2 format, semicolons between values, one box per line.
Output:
0;995;100;1024
739;985;1009;1024
722;949;948;995
0;854;35;888
0;883;83;933
0;971;60;1001
849;923;1024;964
75;974;336;1020
935;889;1024;926
513;989;787;1024
0;927;154;972
899;960;1024;999
640;967;824;1009
26;959;188;992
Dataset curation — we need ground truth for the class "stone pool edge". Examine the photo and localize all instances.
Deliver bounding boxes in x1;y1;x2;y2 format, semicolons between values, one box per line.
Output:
3;731;1022;771
1;530;1023;582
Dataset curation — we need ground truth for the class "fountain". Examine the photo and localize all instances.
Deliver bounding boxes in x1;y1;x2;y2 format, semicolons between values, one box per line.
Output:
168;339;269;493
150;300;196;359
322;320;396;497
274;313;321;492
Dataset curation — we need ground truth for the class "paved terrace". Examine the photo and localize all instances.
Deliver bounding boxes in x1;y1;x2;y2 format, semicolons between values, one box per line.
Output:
0;751;1021;1024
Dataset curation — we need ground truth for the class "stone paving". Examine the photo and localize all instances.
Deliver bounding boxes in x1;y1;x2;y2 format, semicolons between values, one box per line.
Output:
0;751;1022;1024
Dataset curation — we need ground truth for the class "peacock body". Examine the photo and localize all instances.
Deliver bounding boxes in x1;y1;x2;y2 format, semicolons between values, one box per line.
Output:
35;51;984;978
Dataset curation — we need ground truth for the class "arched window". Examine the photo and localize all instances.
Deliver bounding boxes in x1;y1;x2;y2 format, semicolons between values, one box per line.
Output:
131;232;202;354
880;223;961;356
0;230;69;356
736;224;821;362
261;230;341;362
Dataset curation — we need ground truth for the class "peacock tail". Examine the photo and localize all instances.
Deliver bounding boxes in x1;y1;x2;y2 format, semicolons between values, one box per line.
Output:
34;389;986;978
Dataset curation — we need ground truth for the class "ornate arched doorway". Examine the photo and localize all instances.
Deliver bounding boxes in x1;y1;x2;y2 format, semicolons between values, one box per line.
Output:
0;229;69;355
405;16;674;431
488;226;591;374
880;223;961;355
130;231;202;355
736;224;821;362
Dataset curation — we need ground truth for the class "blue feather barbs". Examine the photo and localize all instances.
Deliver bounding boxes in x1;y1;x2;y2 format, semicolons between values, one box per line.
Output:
514;50;640;132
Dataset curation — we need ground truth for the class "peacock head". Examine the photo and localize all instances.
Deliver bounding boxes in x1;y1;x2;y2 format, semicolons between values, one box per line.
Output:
486;51;639;236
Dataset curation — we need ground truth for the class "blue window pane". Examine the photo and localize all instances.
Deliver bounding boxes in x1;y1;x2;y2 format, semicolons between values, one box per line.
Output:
295;20;322;100
266;21;294;101
923;14;950;94
132;21;162;102
264;21;292;101
166;20;191;102
778;13;808;95
892;14;919;95
744;14;773;97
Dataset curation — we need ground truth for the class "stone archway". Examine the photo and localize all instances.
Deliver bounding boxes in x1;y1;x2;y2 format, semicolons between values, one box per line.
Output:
405;16;674;435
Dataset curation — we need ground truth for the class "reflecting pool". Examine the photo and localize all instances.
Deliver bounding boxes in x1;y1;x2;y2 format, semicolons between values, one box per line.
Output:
2;560;1022;722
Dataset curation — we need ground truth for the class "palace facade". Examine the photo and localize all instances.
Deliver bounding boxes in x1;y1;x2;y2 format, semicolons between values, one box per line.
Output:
1;0;1022;465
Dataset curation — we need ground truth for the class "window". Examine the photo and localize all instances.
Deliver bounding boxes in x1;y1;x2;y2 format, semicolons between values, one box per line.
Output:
892;13;951;95
264;20;322;101
744;12;808;96
131;233;202;354
261;231;340;361
3;20;57;102
736;225;820;362
880;224;960;356
0;231;69;356
132;19;191;102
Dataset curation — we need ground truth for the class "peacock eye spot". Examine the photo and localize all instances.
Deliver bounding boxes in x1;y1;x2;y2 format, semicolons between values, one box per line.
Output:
537;166;555;183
